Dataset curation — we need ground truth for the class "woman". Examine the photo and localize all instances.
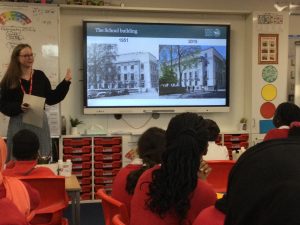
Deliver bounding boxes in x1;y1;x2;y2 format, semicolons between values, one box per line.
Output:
0;137;40;224
130;113;216;225
263;102;300;141
112;127;166;213
0;43;72;160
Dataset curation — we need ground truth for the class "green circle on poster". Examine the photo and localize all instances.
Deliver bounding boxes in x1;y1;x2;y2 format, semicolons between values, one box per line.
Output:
261;84;277;101
262;65;278;83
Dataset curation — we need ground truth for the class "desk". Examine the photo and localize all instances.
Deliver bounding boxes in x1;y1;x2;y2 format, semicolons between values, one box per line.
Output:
65;175;81;225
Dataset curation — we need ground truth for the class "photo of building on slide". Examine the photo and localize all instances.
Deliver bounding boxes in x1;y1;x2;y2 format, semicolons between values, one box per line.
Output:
86;43;226;100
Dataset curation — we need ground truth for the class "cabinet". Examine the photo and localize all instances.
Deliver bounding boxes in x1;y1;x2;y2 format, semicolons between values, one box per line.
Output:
218;132;249;159
61;136;122;201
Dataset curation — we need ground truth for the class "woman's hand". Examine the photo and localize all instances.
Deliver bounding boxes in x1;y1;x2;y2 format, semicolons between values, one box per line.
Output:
21;103;30;112
198;159;212;180
64;68;72;81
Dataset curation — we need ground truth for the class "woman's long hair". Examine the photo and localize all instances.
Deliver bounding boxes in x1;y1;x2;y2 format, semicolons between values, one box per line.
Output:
146;113;208;224
126;127;166;195
0;44;31;89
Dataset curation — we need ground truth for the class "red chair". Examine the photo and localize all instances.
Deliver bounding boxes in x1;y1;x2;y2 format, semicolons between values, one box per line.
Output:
96;189;129;225
206;160;235;193
112;214;126;225
19;176;69;225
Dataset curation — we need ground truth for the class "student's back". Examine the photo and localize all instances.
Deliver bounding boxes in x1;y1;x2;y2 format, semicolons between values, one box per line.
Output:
225;138;300;225
112;127;166;214
130;113;216;225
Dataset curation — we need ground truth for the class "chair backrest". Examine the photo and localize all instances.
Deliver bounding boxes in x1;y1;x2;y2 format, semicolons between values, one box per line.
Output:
97;189;129;225
206;160;235;193
19;176;68;225
112;214;126;225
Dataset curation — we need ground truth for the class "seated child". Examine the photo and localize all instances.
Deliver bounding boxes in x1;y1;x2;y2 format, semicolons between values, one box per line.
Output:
4;129;54;177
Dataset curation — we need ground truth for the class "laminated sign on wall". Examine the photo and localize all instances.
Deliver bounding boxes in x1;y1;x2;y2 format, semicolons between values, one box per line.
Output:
0;3;61;136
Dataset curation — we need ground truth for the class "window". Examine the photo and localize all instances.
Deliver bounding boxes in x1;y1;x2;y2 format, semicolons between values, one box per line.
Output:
131;73;134;80
141;63;144;69
141;74;144;80
131;65;134;69
124;74;127;80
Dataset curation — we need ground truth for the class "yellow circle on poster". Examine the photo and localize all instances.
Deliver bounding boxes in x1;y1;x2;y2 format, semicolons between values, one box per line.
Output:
261;84;277;101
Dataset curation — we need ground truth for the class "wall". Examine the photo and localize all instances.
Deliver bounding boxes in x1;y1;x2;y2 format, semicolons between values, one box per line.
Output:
59;7;248;134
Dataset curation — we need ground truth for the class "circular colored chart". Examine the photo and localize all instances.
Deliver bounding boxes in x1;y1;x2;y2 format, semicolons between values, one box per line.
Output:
261;84;277;101
260;102;276;119
262;65;278;83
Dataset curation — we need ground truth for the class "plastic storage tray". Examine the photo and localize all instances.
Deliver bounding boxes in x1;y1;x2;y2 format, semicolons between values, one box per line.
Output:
94;145;122;153
63;138;92;147
63;146;92;154
94;161;122;169
94;169;120;177
63;154;91;162
224;134;249;142
94;153;122;161
94;137;122;145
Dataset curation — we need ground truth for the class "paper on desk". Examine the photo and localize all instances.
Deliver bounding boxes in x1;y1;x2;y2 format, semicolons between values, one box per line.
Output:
22;94;46;128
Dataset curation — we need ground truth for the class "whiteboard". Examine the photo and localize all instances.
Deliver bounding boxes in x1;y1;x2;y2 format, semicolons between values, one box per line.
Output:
0;3;60;136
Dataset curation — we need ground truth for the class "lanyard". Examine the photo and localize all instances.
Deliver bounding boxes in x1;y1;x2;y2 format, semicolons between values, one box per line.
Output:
20;70;33;95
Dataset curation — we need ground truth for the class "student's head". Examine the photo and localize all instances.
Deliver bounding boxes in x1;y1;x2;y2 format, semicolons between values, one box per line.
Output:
147;112;208;223
288;121;300;138
137;127;166;164
273;102;300;128
205;119;220;142
12;129;39;160
126;127;166;195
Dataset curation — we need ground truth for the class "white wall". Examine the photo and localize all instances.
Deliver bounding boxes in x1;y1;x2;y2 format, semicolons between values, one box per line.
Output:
57;0;300;135
59;7;247;134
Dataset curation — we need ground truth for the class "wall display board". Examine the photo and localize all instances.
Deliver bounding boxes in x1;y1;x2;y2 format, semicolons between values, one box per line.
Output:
0;3;60;136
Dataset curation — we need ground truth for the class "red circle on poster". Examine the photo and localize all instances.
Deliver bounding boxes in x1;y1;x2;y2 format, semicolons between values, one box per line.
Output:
260;102;276;119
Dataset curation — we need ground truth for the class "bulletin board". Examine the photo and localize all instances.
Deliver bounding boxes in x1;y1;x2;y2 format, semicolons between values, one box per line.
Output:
0;3;60;136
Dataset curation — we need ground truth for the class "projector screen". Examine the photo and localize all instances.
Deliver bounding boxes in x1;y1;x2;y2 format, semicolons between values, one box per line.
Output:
83;21;230;114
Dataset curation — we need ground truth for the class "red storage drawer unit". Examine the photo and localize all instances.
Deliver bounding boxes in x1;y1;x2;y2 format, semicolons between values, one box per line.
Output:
94;153;122;161
224;134;249;142
94;137;122;146
94;145;122;153
63;138;92;147
62;136;123;201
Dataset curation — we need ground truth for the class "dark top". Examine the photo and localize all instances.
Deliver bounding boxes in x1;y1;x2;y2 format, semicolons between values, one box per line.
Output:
0;70;70;117
224;138;300;225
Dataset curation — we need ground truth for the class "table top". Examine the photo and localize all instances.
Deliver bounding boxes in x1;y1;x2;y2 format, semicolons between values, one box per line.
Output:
65;175;81;191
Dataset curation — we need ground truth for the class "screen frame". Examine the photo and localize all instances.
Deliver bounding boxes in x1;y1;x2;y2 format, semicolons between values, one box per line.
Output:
83;21;231;114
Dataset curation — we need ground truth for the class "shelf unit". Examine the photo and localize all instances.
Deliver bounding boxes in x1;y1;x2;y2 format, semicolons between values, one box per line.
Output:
61;135;122;201
217;132;249;159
